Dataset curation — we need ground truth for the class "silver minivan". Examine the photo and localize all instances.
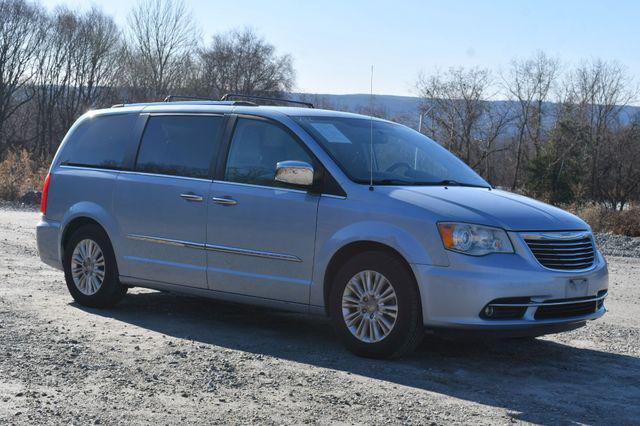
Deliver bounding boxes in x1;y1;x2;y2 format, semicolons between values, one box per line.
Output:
36;97;608;358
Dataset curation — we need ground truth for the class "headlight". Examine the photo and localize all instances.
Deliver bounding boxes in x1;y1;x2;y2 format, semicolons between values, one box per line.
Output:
437;222;514;256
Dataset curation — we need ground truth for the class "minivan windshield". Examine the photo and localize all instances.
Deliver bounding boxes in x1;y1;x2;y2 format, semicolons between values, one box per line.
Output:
294;116;490;187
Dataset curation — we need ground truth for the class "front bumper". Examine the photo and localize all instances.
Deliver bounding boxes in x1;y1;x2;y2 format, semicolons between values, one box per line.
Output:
411;248;608;334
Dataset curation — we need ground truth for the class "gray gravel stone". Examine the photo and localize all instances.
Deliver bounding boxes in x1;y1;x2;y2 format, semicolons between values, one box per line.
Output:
595;233;640;258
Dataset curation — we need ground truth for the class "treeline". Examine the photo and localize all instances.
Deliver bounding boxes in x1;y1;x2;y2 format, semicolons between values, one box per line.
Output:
1;0;639;212
0;0;293;160
412;54;639;210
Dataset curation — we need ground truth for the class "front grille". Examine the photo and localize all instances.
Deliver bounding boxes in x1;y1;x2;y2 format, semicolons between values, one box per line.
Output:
523;233;595;270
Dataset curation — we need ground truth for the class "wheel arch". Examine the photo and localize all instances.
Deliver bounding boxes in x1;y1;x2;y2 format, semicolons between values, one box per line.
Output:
322;241;418;316
61;216;109;261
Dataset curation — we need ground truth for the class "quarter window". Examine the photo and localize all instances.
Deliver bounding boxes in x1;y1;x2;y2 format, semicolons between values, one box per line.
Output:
60;113;138;169
225;118;312;187
136;115;224;179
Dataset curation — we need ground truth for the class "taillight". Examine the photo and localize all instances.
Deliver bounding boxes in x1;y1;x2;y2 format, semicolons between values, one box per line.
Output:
41;173;51;215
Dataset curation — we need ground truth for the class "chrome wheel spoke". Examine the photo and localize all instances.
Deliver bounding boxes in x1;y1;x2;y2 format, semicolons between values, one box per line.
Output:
355;317;367;339
342;295;360;306
346;279;363;299
371;273;383;294
376;316;392;334
364;271;373;292
344;310;360;326
341;270;398;344
378;284;394;299
78;274;86;292
89;241;98;258
380;305;398;319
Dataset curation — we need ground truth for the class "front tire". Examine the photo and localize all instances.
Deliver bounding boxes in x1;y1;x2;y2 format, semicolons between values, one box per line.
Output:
329;251;424;359
63;224;127;308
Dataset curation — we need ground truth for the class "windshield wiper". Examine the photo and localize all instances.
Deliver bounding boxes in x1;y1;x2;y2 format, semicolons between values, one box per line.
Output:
371;179;418;185
366;178;491;188
428;179;491;189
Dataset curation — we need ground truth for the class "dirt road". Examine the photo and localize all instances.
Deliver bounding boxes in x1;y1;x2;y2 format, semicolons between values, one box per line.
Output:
1;208;639;425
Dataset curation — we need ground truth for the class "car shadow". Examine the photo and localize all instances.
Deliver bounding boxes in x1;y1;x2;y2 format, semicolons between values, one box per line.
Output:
73;289;640;424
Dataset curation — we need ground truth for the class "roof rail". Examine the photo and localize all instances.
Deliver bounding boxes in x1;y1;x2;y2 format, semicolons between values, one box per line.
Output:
163;95;211;102
163;94;258;106
220;93;314;108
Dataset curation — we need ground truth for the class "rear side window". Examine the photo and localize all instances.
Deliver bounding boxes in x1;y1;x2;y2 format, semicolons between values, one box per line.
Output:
135;115;224;179
60;113;138;169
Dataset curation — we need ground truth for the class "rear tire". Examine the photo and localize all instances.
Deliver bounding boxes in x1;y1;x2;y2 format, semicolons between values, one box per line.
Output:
329;251;424;359
63;224;127;308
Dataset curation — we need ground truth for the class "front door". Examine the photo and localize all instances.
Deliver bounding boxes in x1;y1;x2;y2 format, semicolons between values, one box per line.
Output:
114;114;225;289
206;117;319;304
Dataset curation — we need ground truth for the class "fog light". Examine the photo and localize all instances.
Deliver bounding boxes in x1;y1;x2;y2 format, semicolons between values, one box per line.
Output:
484;306;494;317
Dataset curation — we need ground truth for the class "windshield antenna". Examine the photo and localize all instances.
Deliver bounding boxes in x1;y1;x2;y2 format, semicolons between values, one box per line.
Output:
369;65;374;191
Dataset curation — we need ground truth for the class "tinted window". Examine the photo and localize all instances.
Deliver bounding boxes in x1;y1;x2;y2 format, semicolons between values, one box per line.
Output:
61;113;137;169
136;115;223;179
225;118;312;187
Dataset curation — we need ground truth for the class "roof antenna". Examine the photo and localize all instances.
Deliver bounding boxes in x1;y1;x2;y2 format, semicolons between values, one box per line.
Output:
369;65;375;191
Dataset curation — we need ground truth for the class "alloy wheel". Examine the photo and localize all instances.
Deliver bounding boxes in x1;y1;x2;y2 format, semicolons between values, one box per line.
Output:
341;270;398;343
71;239;105;296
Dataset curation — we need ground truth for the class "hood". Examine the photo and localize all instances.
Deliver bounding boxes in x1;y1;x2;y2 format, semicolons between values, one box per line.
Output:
385;186;588;231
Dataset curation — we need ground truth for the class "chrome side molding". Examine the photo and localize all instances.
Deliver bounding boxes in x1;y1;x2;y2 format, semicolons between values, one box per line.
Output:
127;234;204;249
204;243;301;262
126;234;301;262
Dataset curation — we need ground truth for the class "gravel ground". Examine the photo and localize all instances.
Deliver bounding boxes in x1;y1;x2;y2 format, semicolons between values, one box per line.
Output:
1;208;639;425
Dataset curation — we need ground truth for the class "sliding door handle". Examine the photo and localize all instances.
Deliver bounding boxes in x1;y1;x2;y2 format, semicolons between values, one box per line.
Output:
180;193;203;202
212;196;237;206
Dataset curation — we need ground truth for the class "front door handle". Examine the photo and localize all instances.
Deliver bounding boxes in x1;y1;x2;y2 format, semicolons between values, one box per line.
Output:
212;196;238;206
180;193;203;202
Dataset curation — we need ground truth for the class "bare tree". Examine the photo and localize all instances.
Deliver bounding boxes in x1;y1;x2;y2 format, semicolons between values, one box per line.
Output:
564;59;637;199
121;0;199;101
32;7;76;157
197;28;294;98
56;8;122;132
503;51;560;189
416;67;512;180
0;0;46;151
596;117;640;210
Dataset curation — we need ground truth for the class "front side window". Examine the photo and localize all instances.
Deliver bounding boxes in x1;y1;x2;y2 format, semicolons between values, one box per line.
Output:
60;113;138;169
293;116;489;187
136;115;224;179
225;118;313;187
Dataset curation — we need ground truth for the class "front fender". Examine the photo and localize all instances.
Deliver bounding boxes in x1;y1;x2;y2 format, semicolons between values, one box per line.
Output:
310;197;450;307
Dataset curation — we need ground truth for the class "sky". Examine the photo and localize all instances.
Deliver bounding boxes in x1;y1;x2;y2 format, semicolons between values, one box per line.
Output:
40;0;640;97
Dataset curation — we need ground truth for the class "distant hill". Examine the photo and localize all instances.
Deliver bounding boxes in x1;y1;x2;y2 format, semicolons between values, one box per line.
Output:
291;93;422;125
290;92;639;131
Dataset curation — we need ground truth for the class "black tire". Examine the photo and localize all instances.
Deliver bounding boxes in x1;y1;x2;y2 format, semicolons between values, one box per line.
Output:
329;251;424;359
63;224;127;308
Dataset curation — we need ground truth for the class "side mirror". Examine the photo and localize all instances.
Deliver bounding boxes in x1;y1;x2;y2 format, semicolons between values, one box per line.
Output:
275;161;314;187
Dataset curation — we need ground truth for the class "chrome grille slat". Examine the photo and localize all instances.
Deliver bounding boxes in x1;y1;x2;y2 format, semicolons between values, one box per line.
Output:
523;232;596;271
527;242;592;249
535;255;595;262
532;249;594;255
